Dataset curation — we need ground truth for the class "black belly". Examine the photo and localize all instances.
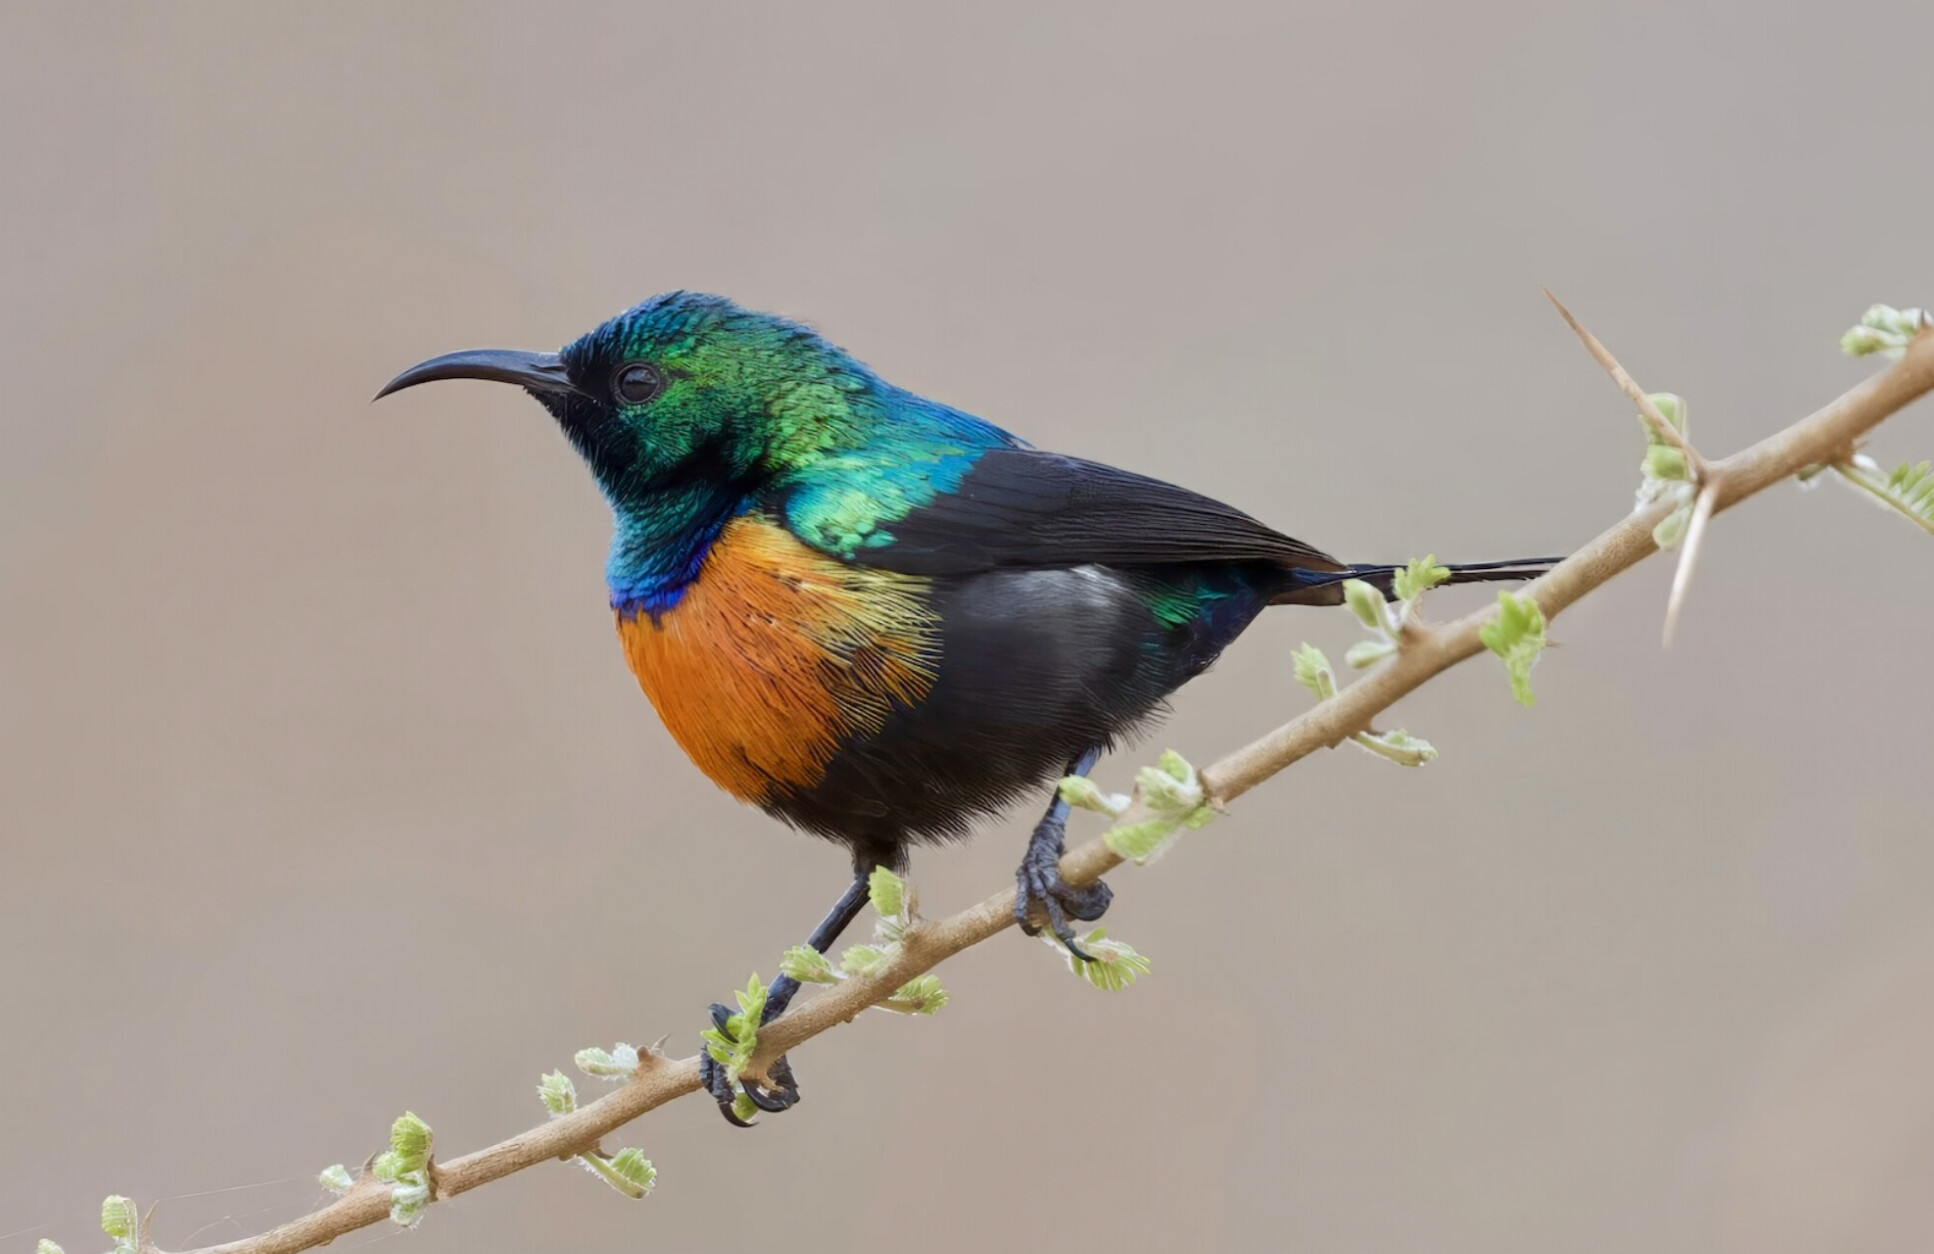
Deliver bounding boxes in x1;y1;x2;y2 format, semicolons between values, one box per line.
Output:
765;562;1275;868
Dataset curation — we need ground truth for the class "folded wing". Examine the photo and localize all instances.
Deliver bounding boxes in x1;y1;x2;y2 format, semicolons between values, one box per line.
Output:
780;446;1346;576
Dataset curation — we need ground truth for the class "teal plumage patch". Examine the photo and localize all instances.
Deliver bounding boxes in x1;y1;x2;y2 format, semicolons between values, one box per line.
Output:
781;436;990;559
1142;578;1236;631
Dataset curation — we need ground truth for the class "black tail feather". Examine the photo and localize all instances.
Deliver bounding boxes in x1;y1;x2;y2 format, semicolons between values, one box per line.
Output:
1270;557;1561;607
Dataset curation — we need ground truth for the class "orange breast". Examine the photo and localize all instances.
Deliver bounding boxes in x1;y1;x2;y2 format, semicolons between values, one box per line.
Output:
615;514;939;804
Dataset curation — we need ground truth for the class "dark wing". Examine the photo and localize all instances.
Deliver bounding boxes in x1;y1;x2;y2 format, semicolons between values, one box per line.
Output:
782;446;1345;576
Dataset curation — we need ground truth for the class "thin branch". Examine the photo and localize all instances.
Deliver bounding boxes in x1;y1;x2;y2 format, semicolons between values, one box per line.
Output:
161;322;1934;1254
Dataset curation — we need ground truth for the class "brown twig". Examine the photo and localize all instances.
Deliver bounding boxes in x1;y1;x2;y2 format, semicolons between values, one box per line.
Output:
158;318;1934;1254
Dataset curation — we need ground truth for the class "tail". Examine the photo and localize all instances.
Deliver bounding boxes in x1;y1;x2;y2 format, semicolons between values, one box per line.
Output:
1270;557;1561;607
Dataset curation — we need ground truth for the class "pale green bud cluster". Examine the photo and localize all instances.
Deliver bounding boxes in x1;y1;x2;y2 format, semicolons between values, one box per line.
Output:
1046;929;1152;992
697;975;770;1084
1840;303;1928;360
1633;392;1696;549
1478;591;1547;707
1099;749;1215;866
1825;452;1934;535
366;1112;435;1227
527;1056;657;1199
1293;643;1438;765
574;1041;642;1078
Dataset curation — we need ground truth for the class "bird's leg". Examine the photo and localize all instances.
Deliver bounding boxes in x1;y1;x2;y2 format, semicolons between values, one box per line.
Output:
1015;747;1113;961
701;860;877;1127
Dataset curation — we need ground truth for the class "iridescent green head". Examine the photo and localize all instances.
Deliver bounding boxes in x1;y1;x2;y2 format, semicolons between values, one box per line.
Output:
377;292;1012;610
376;291;886;505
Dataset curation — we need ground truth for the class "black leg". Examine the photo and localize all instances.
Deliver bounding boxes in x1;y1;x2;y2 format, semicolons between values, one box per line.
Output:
1014;747;1114;960
763;869;875;1022
702;859;878;1127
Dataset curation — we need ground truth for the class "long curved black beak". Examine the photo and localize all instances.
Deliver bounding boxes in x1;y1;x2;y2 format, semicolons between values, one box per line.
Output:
373;348;584;401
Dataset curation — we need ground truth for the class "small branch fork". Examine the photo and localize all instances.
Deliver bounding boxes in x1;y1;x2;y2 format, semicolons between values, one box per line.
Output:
146;304;1934;1254
1542;289;1723;644
1543;290;1713;484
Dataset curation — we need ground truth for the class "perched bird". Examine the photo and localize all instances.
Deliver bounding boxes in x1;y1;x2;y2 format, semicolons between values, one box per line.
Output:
377;292;1554;1123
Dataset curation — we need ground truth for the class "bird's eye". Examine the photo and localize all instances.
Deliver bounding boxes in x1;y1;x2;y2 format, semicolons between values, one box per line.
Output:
612;362;662;406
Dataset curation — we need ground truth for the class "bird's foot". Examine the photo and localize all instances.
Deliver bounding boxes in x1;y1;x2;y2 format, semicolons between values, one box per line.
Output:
699;980;803;1127
1015;816;1114;960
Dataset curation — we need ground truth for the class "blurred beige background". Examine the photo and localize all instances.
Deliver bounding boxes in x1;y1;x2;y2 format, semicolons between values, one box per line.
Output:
5;3;1933;1251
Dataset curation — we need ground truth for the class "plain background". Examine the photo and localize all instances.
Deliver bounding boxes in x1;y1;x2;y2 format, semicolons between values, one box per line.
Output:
5;4;1933;1252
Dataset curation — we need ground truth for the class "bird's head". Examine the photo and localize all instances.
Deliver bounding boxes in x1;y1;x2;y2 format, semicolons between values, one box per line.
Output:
376;291;881;506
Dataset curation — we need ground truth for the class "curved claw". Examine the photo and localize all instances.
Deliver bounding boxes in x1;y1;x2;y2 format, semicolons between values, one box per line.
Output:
1060;878;1114;922
740;1062;800;1113
1060;933;1098;963
1013;881;1043;935
701;1001;808;1125
699;1054;756;1128
766;1054;799;1102
1016;861;1113;961
741;1081;791;1113
702;1002;764;1128
1016;864;1062;937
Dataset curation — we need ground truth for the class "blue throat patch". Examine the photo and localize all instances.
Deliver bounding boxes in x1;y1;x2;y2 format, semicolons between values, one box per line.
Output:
605;503;740;620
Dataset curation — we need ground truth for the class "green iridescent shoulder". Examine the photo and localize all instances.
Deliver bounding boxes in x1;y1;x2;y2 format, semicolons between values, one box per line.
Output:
777;443;985;559
774;391;1018;561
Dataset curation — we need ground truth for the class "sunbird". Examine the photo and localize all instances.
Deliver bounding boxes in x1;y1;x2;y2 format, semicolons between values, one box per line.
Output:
378;292;1555;1123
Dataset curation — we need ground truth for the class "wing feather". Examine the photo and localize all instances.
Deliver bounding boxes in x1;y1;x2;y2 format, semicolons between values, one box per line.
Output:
781;447;1344;576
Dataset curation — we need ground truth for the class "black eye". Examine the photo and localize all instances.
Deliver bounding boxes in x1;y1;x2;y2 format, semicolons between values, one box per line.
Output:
612;362;662;405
